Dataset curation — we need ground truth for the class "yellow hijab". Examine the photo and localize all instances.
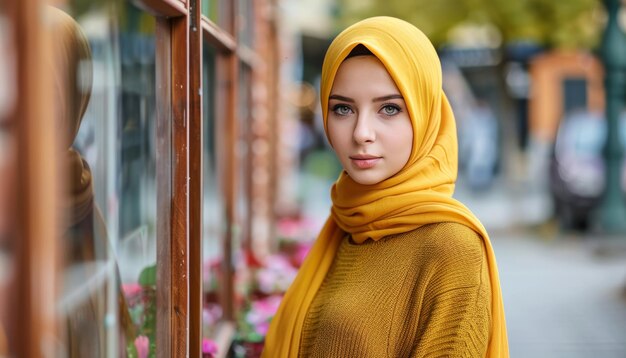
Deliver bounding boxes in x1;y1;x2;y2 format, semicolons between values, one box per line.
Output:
263;16;508;357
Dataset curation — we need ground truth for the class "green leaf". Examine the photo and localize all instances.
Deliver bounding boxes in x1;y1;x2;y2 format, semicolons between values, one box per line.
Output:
127;341;138;358
139;264;157;287
247;332;264;343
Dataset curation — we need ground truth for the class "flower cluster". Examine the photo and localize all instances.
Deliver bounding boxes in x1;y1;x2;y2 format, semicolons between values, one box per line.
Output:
123;265;157;358
202;338;219;357
124;265;219;358
254;254;298;295
230;217;315;357
238;294;284;343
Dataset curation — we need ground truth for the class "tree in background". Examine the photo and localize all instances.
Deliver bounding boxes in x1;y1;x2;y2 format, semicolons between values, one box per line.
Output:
335;0;604;50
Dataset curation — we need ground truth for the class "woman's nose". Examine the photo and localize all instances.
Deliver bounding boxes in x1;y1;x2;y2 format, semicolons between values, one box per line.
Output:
353;113;376;144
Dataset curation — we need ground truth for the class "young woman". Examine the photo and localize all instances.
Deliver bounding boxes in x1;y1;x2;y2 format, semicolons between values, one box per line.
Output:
263;16;508;357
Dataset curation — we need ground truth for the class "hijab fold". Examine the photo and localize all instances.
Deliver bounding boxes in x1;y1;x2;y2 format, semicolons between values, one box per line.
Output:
48;6;94;226
263;16;508;357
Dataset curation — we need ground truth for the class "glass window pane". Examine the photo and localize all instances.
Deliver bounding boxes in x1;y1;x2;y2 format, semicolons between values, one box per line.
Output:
116;6;157;357
0;8;13;238
235;63;252;308
0;9;13;128
58;2;157;356
202;44;225;339
0;7;14;355
237;0;254;46
237;63;252;255
202;0;231;30
202;0;218;22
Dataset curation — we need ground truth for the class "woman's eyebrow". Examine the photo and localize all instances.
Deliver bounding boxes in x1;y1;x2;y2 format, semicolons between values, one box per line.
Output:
372;94;403;102
329;94;403;102
329;94;354;102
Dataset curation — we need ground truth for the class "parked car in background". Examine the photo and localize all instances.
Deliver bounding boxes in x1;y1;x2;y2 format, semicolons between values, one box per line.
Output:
549;109;626;230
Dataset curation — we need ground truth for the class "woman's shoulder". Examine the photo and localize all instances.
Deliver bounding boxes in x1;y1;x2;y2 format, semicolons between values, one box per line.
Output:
401;222;487;265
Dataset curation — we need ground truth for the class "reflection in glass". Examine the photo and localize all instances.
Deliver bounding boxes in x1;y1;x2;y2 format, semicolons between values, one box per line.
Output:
0;11;14;126
202;0;219;22
116;7;157;357
59;2;157;357
202;44;225;339
235;63;252;312
202;0;232;32
47;7;106;357
237;63;252;252
0;6;13;356
237;0;254;46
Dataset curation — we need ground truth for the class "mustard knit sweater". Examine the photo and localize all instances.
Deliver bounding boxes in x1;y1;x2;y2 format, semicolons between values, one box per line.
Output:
298;222;491;357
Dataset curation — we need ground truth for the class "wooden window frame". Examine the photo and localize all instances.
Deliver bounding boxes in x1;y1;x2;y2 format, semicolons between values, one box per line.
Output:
7;1;60;356
200;0;279;352
136;1;193;357
7;0;279;356
201;2;240;354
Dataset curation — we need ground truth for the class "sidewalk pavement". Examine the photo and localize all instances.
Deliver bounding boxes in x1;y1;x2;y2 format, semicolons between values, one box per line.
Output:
457;179;626;357
493;230;626;358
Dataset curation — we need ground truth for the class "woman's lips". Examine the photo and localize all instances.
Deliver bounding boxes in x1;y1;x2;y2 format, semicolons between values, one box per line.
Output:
350;156;381;169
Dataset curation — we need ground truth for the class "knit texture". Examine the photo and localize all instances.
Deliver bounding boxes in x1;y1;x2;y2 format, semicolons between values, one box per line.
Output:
298;222;491;357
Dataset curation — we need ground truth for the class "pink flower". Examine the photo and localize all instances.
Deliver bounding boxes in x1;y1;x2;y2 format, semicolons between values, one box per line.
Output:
251;295;283;317
277;218;301;238
122;283;143;298
246;294;283;334
293;243;311;267
134;335;149;358
255;321;270;336
256;255;298;294
202;338;218;356
203;258;221;290
277;216;319;241
202;304;223;327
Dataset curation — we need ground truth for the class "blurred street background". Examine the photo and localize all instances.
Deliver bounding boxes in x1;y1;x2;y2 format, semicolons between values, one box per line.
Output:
291;0;626;356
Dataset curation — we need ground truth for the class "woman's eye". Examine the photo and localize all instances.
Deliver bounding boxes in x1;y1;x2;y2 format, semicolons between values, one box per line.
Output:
333;105;352;116
381;105;400;116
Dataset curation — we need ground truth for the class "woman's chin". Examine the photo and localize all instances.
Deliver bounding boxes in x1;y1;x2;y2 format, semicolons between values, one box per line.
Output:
346;170;386;186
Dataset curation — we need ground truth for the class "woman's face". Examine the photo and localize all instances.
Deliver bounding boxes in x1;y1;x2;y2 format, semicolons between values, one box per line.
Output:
327;55;413;185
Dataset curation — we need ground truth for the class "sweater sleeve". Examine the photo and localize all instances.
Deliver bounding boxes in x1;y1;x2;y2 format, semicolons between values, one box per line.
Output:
410;225;492;358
